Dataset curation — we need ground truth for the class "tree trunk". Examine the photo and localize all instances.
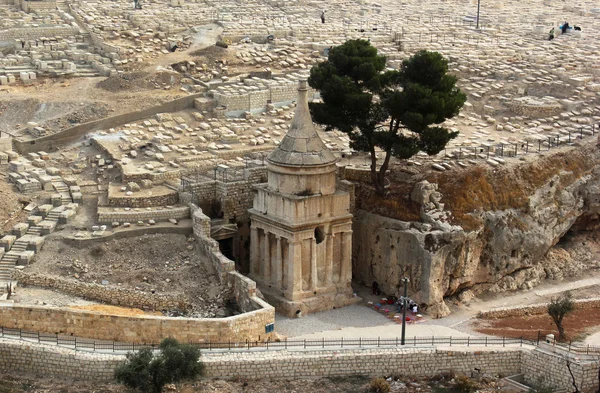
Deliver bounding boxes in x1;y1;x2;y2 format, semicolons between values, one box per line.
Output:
558;323;566;341
376;149;393;195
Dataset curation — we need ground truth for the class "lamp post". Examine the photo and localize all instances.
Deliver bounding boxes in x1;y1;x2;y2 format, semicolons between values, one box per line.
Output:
401;277;410;345
476;0;481;30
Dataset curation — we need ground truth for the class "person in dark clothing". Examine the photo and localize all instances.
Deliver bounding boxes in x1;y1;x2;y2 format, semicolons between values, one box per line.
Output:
372;281;379;295
321;10;325;24
561;21;569;34
574;25;581;31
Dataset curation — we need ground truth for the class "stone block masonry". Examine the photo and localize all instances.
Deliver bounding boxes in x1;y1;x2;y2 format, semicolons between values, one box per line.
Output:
2;270;274;344
203;347;523;380
97;205;190;224
0;341;598;391
14;271;191;311
0;339;122;381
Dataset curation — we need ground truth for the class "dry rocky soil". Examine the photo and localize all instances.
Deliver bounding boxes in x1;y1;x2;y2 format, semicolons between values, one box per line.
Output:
0;374;508;393
17;233;229;318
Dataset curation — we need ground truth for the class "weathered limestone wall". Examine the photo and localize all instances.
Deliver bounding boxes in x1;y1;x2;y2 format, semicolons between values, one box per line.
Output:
121;169;182;183
12;92;209;154
191;204;235;280
107;190;178;208
203;347;522;379
0;276;273;343
0;27;77;41
522;345;599;392
0;341;598;391
13;271;191;311
97;206;190;224
0;339;122;381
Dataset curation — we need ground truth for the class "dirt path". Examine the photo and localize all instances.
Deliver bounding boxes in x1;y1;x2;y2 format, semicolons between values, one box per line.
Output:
143;24;223;71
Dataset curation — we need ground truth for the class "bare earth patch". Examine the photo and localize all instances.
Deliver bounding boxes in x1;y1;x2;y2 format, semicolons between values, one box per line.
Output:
473;307;600;341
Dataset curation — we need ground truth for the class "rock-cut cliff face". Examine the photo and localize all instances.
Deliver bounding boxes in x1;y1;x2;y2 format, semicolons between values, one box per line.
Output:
352;143;600;317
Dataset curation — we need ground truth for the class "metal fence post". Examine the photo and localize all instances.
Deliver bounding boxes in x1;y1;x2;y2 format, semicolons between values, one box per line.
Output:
359;337;361;348
304;339;306;349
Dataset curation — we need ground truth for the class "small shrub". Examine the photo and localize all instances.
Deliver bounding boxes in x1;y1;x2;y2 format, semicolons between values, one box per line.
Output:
215;41;228;48
453;375;479;393
369;377;391;393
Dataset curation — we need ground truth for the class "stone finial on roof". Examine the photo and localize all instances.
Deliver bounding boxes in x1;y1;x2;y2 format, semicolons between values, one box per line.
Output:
267;80;337;167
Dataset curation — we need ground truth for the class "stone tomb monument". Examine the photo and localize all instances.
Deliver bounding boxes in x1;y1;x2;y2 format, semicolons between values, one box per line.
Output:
249;80;358;317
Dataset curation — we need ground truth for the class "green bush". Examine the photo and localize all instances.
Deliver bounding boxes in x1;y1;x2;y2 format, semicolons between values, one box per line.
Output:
369;377;391;393
115;338;204;393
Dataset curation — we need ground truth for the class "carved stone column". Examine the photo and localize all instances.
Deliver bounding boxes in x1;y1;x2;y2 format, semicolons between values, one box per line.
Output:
272;235;283;288
325;233;333;286
262;231;271;282
341;231;352;284
250;226;259;277
285;240;302;300
310;237;318;290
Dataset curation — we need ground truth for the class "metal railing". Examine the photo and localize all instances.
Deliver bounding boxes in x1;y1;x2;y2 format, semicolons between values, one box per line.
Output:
442;123;598;161
0;326;535;354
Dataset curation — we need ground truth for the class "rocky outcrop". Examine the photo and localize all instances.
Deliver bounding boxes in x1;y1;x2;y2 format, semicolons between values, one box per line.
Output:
353;145;600;317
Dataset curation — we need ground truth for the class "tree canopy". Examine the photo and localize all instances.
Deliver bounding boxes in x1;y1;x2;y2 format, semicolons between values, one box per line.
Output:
308;40;466;194
115;338;204;393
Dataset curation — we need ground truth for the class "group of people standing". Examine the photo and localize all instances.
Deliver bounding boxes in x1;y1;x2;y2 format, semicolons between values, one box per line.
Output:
549;21;582;40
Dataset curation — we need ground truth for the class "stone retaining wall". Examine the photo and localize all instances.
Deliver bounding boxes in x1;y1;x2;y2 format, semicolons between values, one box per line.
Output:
1;272;274;344
522;343;599;392
203;347;522;379
191;204;235;281
97;206;190;223
0;341;599;390
0;339;122;381
107;190;178;208
478;297;600;319
12;92;209;154
13;271;191;311
0;26;77;41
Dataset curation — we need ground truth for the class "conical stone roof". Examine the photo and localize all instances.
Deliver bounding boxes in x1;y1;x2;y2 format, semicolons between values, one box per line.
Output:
267;80;337;167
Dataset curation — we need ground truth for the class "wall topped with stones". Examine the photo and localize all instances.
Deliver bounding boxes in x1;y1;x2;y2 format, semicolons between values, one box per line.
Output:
1;272;274;344
14;271;191;311
0;338;122;381
107;188;178;208
97;205;190;224
0;26;77;41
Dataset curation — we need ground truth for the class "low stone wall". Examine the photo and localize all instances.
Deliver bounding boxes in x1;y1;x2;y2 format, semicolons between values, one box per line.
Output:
121;168;182;184
203;347;522;379
12;92;207;154
0;26;77;42
0;338;122;381
4;269;274;344
0;341;598;391
13;271;191;311
97;206;190;224
107;190;178;208
191;204;235;281
478;297;600;319
522;344;599;392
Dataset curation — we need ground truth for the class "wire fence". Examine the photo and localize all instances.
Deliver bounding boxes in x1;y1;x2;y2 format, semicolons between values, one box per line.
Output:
0;326;538;354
